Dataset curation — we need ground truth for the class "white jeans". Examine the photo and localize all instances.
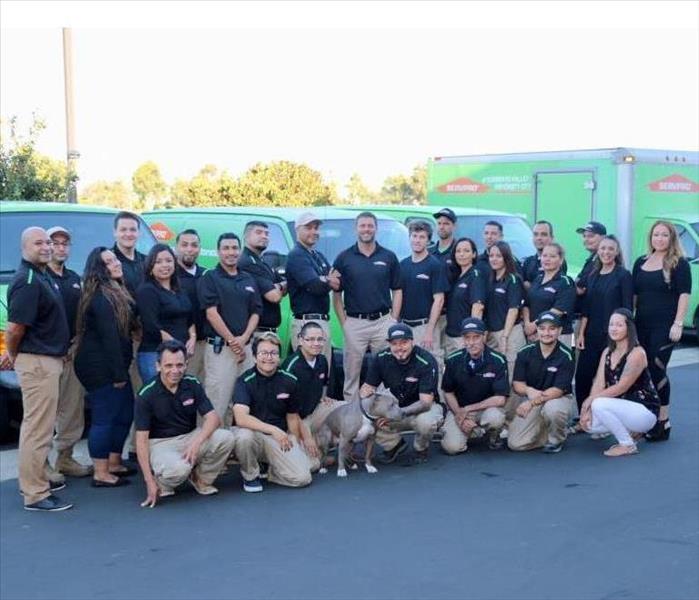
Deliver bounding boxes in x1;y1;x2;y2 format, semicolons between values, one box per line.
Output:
589;397;657;446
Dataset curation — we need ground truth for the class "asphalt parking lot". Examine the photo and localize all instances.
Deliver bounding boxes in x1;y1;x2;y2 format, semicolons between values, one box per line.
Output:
1;362;698;600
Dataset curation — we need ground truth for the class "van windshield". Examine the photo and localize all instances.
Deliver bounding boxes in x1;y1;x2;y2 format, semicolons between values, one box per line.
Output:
454;216;535;259
0;212;157;282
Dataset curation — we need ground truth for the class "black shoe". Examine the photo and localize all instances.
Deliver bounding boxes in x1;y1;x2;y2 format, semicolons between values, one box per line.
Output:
542;442;564;454
91;477;131;488
49;480;66;492
243;477;263;493
645;419;671;442
378;439;408;464
24;494;73;512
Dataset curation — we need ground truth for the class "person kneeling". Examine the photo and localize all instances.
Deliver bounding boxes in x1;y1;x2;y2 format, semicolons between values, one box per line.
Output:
135;340;235;507
507;312;575;454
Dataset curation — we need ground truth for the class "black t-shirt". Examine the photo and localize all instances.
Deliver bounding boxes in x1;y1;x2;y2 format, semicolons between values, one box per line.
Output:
582;266;633;337
365;346;438;407
520;253;568;284
197;265;263;338
333;242;401;314
238;247;283;328
632;256;692;328
430;240;457;284
177;263;206;341
233;368;300;431
398;255;450;321
512;341;574;393
112;245;146;297
281;350;329;418
485;273;523;332
574;252;597;315
8;260;70;357
135;375;214;438
286;242;332;316
525;271;576;334
136;281;193;352
442;347;510;407
445;267;487;337
47;265;81;340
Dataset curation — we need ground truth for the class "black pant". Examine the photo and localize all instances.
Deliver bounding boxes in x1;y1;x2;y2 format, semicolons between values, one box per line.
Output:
575;331;607;410
637;324;675;407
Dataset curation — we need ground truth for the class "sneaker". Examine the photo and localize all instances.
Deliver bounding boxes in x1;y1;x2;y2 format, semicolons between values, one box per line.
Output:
189;477;219;496
259;463;269;480
377;438;408;464
49;480;66;492
56;455;93;478
24;494;73;512
542;442;564;454
242;477;263;493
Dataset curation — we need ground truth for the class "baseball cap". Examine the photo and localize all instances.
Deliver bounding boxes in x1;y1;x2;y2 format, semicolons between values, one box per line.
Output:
576;221;607;235
433;208;457;223
387;323;414;341
295;212;322;228
535;311;562;327
46;226;71;240
460;317;486;335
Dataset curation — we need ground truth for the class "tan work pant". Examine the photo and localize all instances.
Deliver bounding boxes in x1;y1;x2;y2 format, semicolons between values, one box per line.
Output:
375;401;445;453
149;428;235;492
507;395;573;451
53;345;85;453
231;427;313;487
443;334;464;358
291;318;333;368
186;340;207;384
440;407;506;455
205;343;254;427
15;353;64;505
486;324;526;383
342;313;395;401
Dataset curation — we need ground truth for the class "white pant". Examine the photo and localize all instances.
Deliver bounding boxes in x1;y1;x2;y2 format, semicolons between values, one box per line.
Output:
589;397;657;446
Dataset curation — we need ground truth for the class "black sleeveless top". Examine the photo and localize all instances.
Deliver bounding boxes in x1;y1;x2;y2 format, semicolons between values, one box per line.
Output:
604;348;660;415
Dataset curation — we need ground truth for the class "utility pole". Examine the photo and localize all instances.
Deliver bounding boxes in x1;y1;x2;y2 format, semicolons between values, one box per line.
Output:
62;28;79;203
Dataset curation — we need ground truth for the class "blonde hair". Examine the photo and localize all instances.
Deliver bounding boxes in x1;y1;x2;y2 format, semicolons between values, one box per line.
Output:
646;220;685;285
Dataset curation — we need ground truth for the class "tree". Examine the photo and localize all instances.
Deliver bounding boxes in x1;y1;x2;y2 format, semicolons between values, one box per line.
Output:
0;115;77;201
345;173;379;205
379;164;427;205
132;161;166;210
170;165;238;207
79;180;135;209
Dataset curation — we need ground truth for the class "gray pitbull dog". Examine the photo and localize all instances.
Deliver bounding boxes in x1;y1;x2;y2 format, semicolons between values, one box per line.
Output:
316;393;403;477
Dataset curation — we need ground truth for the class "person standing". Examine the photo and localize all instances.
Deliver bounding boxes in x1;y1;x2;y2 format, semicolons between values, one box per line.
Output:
573;221;607;317
0;228;71;511
112;211;147;297
286;212;341;367
475;220;504;275
45;226;92;479
632;221;691;441
520;220;568;291
197;233;262;425
430;208;458;279
333;212;402;401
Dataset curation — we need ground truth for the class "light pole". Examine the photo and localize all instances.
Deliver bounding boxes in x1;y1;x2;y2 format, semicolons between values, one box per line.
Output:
62;27;79;203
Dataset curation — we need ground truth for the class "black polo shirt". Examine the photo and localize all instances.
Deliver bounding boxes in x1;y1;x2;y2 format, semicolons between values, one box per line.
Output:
445;267;487;337
333;242;401;314
520;253;568;284
485;273;523;332
197;265;263;338
430;240;457;283
399;254;450;321
112;245;146;297
365;346;438;407
238;247;283;329
177;263;206;341
442;347;510;407
233;368;300;431
281;350;329;418
136;281;193;352
286;242;332;316
8;259;70;357
525;271;576;334
513;341;574;394
47;265;81;339
135;374;213;438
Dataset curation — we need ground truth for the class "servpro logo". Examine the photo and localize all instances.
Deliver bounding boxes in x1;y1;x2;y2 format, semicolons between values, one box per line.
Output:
438;178;490;194
648;174;699;193
149;222;175;241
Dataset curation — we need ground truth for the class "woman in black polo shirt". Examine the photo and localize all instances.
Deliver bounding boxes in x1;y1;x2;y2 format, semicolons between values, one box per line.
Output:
136;244;194;383
75;247;138;487
632;220;692;441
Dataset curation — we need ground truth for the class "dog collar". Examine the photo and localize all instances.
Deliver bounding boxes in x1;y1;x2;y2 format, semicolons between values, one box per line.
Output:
359;400;379;422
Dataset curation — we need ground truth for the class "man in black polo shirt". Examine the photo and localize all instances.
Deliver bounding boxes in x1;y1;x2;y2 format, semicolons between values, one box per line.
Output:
440;317;509;455
112;210;146;297
135;341;235;506
508;312;575;453
175;228;207;382
333;211;402;401
1;227;71;512
574;220;607;315
232;333;317;492
286;212;340;367
197;232;262;426
360;324;444;463
430;208;458;277
238;220;287;339
520;220;568;290
475;220;504;275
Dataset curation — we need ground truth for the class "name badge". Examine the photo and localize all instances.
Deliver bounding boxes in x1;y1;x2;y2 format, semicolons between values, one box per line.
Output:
544;286;557;293
373;261;387;267
547;366;558;372
276;393;290;399
482;372;496;378
405;376;418;383
495;288;506;294
416;273;430;280
245;286;256;293
182;398;195;406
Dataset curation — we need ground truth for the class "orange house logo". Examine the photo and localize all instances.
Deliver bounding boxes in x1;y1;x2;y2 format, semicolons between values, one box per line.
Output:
437;177;490;194
149;222;175;241
647;174;699;193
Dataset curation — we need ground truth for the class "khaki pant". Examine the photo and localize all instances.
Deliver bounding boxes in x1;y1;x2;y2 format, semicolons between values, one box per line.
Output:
375;401;445;453
231;427;313;487
486;324;526;383
15;353;64;505
205;343;254;427
186;340;207;384
443;334;464;357
53;346;85;453
440;407;506;455
149;428;235;492
291;317;333;371
508;395;573;451
342;313;395;401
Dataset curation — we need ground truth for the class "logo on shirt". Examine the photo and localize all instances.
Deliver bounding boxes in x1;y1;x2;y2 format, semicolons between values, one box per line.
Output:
544;286;557;293
182;398;195;406
276;393;290;399
405;376;418;383
416;274;430;280
495;287;506;294
482;372;496;378
458;283;468;289
245;286;256;293
72;282;81;289
373;261;387;267
319;373;325;380
547;366;558;372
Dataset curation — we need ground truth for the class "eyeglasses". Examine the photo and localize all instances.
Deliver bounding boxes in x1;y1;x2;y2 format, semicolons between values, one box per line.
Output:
257;350;280;358
302;337;326;343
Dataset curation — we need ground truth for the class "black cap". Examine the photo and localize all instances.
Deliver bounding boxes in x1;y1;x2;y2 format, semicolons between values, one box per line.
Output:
576;221;607;235
387;323;414;341
433;208;457;223
535;311;562;327
460;317;486;335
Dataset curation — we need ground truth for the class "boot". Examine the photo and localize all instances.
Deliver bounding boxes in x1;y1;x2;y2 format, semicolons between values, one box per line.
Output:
44;461;66;484
55;449;93;477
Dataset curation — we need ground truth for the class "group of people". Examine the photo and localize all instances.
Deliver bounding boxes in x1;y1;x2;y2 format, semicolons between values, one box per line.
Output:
1;207;691;512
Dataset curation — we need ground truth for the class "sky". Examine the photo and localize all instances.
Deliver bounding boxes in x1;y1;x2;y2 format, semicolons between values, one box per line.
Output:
1;1;698;196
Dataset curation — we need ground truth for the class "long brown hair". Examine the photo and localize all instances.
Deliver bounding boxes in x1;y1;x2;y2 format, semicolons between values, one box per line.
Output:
646;220;685;285
591;235;625;275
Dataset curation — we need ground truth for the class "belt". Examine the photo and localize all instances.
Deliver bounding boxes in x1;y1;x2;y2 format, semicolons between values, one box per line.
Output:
403;318;429;326
206;337;250;345
346;309;390;321
255;326;277;333
293;313;330;321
